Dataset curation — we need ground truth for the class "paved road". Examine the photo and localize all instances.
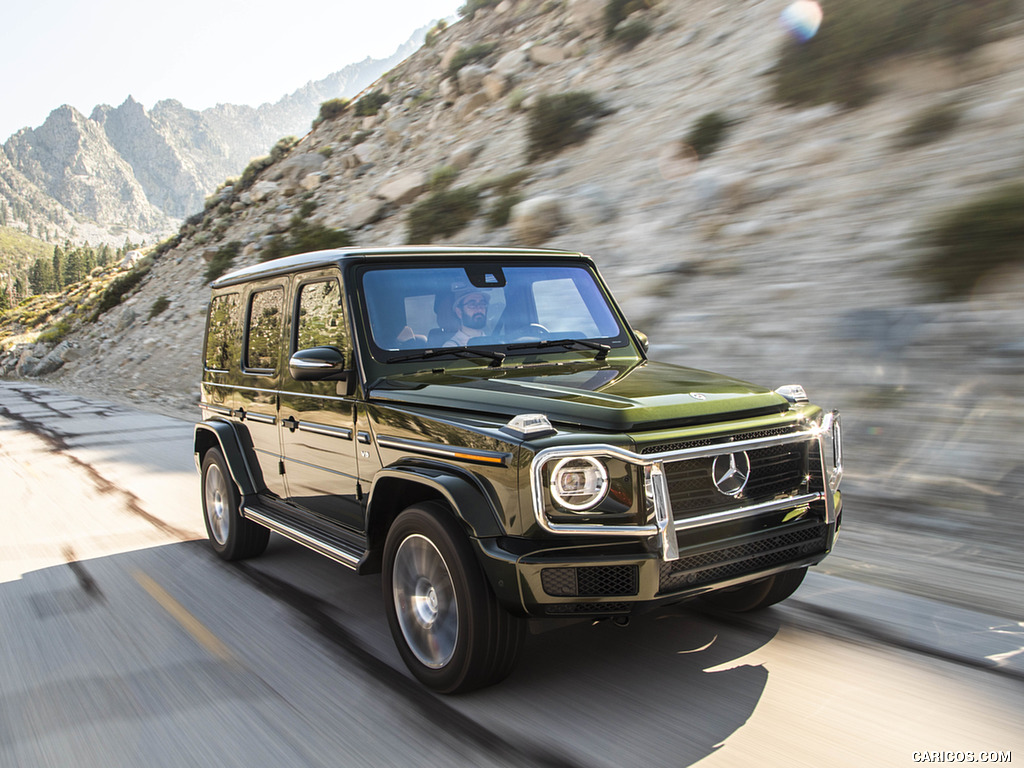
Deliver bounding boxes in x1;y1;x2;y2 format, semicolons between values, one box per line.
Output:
1;381;1021;767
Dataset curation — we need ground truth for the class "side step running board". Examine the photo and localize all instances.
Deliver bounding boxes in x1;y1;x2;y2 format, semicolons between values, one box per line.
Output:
242;503;363;570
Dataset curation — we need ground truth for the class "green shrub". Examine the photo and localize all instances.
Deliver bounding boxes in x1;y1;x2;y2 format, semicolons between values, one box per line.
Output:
526;92;610;161
237;156;273;192
205;241;242;283
447;42;498;79
686;112;731;159
259;220;353;263
507;87;528;112
270;136;299;162
918;183;1024;300
896;102;961;149
37;319;70;345
425;19;448;46
407;187;481;243
148;295;171;319
612;18;652;48
486;192;522;230
479;169;531;196
313;98;350;128
604;0;656;36
91;261;151;320
429;165;459;192
458;0;501;19
354;90;390;117
774;0;1016;108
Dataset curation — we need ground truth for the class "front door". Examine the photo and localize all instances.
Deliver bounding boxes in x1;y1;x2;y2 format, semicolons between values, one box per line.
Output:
279;274;363;531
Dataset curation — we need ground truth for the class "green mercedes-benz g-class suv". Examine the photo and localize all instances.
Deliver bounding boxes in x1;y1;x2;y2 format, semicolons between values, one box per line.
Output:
196;246;843;693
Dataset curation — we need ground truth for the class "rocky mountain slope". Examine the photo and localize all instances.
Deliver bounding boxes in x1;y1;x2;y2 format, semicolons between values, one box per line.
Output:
3;0;1024;613
0;30;426;245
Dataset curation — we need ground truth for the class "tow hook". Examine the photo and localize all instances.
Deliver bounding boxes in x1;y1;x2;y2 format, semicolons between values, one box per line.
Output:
612;616;630;627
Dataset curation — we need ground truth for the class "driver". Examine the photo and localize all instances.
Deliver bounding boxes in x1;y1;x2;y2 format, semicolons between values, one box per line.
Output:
444;286;490;347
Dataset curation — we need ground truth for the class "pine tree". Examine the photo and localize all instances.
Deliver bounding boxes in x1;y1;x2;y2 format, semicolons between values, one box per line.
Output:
52;246;65;288
29;257;55;295
65;249;83;285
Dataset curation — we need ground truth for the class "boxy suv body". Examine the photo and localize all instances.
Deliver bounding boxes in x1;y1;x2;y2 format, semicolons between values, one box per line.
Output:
196;246;843;692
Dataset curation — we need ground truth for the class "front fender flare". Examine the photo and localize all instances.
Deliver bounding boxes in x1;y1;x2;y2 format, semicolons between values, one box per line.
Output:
367;463;506;540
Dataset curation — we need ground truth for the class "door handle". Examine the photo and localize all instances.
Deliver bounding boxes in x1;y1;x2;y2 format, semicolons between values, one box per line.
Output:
282;416;299;432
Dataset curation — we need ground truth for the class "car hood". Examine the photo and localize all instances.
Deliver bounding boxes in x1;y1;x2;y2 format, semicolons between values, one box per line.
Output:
368;360;789;432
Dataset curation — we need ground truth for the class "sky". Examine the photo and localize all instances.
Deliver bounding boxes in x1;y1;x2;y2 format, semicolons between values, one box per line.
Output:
0;0;465;141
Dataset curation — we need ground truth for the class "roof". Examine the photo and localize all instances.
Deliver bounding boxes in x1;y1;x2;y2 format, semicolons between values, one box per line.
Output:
209;246;588;288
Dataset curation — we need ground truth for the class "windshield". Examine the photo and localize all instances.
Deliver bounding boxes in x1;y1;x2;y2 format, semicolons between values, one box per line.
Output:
359;263;628;360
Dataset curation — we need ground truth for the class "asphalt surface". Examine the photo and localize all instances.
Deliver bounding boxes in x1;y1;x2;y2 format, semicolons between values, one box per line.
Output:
1;380;1021;767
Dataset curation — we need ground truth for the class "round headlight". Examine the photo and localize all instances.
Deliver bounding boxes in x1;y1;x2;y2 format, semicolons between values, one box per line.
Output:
549;457;608;511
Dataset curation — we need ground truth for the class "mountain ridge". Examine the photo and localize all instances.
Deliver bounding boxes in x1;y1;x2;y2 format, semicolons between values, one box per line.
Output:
0;25;429;247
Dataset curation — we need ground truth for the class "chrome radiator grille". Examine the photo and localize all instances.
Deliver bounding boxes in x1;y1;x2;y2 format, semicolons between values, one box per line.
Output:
662;442;808;521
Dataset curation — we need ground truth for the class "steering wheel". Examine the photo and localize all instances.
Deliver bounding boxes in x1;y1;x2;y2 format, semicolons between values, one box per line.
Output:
509;323;550;343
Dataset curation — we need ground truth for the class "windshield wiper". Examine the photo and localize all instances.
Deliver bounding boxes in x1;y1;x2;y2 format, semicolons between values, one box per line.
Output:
387;347;506;367
505;338;610;361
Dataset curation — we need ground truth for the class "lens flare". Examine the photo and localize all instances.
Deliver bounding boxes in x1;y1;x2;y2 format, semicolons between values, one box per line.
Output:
780;0;823;43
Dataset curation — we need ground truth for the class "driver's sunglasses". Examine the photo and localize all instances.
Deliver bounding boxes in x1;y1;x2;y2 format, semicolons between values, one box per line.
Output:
459;299;488;310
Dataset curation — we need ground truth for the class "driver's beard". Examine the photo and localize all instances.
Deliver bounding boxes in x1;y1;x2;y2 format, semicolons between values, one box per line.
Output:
464;312;486;330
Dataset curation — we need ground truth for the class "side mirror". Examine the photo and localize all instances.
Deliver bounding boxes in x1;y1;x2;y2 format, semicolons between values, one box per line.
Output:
633;329;650;353
289;346;347;381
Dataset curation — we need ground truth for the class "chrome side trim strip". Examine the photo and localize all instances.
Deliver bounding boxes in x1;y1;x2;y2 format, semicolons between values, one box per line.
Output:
243;411;276;424
243;506;360;570
298;422;353;440
200;403;232;416
204;382;279;395
204;381;353;403
377;434;511;466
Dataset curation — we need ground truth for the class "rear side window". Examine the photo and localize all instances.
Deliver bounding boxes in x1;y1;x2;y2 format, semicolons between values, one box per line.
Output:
245;288;284;372
296;280;346;351
204;293;241;371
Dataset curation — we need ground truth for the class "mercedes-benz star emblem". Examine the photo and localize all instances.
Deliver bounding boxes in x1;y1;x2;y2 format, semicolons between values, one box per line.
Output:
711;451;751;497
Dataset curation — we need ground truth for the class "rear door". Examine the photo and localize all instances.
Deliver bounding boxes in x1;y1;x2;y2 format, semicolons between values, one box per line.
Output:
238;280;287;498
278;270;363;531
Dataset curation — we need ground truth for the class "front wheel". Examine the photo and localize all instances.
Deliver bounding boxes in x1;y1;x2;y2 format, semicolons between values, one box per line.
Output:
383;502;524;693
201;448;269;560
700;567;807;612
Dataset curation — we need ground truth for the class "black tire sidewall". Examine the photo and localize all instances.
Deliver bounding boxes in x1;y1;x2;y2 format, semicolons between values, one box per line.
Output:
382;503;490;694
200;448;268;560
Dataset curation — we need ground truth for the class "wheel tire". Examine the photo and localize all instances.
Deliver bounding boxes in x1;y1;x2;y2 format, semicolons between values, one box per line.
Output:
700;567;807;613
201;448;270;561
383;502;524;694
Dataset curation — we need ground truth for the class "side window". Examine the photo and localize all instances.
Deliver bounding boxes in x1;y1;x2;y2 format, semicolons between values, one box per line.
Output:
296;280;346;351
204;293;241;371
245;288;284;372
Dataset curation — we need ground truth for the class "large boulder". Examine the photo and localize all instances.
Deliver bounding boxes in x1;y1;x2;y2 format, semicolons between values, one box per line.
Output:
510;196;565;245
450;141;484;171
457;64;489;95
493;49;530;78
567;0;605;36
529;45;567;66
378;171;428;205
